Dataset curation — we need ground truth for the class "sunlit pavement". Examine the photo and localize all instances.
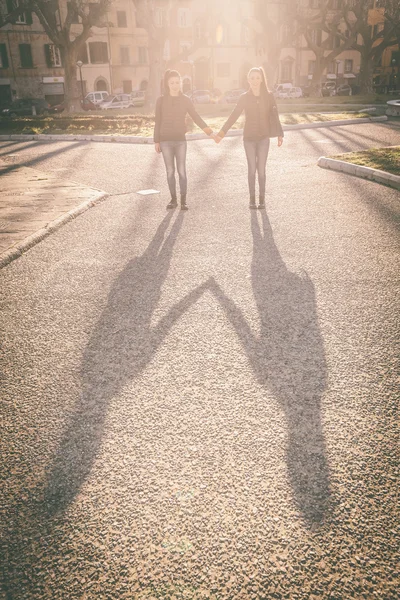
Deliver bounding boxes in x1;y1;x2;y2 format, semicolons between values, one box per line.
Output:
1;122;399;599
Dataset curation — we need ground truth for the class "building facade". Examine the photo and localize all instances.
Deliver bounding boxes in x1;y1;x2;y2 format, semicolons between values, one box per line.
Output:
0;0;398;105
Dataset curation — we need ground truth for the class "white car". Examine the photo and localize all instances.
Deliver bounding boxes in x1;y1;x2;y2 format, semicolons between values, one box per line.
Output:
287;87;303;99
130;90;145;107
85;91;109;106
100;94;132;110
190;90;212;104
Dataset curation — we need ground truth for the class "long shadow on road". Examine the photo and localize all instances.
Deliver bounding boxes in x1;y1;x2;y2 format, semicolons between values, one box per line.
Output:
42;210;210;515
208;211;331;526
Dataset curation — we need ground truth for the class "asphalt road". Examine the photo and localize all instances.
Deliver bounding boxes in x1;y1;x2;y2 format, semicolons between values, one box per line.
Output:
1;122;399;599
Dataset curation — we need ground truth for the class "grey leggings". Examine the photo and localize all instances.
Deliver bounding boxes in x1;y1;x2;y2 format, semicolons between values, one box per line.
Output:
160;141;187;198
243;137;270;199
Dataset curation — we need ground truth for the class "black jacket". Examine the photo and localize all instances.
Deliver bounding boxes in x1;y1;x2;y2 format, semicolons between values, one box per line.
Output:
154;94;212;143
218;90;284;141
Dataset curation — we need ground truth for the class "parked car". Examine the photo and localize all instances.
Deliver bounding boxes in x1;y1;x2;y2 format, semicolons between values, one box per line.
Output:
287;86;303;99
190;90;212;104
85;91;109;107
322;81;337;97
1;98;50;117
48;98;97;114
130;90;145;107
273;84;296;99
218;89;246;104
99;94;133;110
336;83;353;96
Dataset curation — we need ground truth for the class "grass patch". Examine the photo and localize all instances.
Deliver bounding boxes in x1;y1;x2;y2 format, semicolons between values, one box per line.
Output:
0;111;375;137
331;146;400;176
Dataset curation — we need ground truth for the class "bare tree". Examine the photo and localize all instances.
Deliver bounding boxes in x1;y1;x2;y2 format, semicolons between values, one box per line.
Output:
132;0;176;109
2;1;113;111
0;0;31;27
349;0;397;94
296;0;359;96
249;0;297;87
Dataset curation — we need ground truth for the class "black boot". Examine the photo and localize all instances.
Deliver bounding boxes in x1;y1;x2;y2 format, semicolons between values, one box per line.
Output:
249;196;257;209
181;195;188;211
166;197;178;209
258;196;265;209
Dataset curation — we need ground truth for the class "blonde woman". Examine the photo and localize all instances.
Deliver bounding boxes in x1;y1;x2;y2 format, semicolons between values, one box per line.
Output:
215;67;284;209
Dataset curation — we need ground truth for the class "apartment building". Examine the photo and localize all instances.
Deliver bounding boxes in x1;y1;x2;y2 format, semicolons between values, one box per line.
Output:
0;0;397;105
0;0;150;105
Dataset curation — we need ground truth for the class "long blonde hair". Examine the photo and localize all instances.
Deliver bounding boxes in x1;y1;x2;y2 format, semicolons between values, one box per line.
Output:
248;67;269;94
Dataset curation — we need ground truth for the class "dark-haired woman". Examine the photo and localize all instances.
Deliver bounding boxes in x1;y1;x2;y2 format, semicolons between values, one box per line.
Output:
154;70;214;210
215;67;284;209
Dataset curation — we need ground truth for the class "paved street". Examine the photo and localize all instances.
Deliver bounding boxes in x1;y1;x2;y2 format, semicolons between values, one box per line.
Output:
1;122;399;599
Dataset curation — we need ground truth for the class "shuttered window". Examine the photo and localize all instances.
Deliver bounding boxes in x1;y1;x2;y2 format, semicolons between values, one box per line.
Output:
44;44;62;67
88;42;108;64
0;44;9;69
19;44;33;68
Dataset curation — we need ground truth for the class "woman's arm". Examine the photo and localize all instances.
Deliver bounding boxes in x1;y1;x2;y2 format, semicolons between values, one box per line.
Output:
216;95;246;140
185;97;213;136
270;93;284;139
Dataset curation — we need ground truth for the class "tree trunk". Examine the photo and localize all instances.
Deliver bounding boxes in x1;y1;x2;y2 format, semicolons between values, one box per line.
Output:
62;46;82;113
145;37;164;111
359;51;374;95
310;57;325;97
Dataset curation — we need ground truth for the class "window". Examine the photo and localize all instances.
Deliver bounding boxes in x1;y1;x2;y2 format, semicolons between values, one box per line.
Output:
310;29;322;46
309;0;319;7
179;42;191;62
217;63;230;78
155;8;167;27
44;44;62;67
6;0;32;24
194;20;202;40
178;8;191;28
163;40;171;61
138;47;147;64
281;61;292;82
19;44;33;68
330;0;342;8
327;60;335;74
123;80;132;93
0;44;9;69
69;1;80;24
77;44;89;64
280;24;291;44
117;11;127;27
242;25;251;45
120;46;130;65
345;59;353;73
308;60;316;75
89;42;108;64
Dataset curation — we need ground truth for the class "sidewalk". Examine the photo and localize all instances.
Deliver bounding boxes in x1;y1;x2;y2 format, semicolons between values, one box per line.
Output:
0;159;107;268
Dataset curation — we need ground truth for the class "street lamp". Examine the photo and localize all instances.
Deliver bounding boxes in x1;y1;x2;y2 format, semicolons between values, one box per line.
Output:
76;60;84;103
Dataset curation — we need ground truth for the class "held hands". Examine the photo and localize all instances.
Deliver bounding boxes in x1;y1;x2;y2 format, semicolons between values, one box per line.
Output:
278;136;283;147
211;132;222;144
155;142;161;153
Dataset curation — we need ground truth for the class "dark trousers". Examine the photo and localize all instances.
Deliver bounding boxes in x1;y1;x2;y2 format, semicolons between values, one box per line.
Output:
160;141;188;198
243;137;270;199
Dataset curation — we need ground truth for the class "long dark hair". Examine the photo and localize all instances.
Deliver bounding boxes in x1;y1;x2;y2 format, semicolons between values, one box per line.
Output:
163;70;181;96
248;66;269;95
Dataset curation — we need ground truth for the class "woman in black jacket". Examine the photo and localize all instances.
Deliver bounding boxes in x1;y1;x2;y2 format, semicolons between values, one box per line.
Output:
215;67;284;209
154;70;214;210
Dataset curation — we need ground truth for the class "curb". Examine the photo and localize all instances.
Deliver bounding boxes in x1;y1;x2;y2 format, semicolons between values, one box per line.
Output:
0;189;108;270
0;116;388;145
317;156;400;191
